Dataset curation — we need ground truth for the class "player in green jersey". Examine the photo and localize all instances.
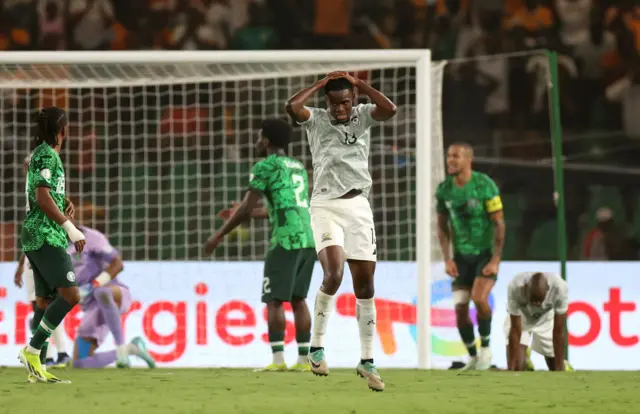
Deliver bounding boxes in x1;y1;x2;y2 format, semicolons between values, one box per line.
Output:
204;118;316;372
18;107;87;384
436;143;506;371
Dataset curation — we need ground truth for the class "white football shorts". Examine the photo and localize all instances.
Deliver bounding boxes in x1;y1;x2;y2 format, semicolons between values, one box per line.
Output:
503;314;555;358
24;258;36;302
309;195;377;262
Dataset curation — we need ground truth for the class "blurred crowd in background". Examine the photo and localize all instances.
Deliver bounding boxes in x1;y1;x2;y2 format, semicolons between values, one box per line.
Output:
2;0;640;262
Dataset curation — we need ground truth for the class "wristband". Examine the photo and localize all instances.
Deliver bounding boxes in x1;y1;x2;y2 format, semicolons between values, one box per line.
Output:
92;271;112;287
61;220;77;234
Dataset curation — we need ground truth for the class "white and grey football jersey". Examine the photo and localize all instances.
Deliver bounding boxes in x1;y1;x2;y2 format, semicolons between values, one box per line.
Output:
299;103;379;201
507;272;569;326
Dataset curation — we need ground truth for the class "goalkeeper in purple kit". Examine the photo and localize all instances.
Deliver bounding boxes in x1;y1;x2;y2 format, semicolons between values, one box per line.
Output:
70;225;155;369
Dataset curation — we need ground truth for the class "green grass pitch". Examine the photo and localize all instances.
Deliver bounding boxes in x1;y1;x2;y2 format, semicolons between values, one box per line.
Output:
1;368;638;414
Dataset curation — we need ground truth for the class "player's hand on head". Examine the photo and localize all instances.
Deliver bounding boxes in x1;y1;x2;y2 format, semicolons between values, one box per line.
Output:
342;72;359;85
445;259;459;277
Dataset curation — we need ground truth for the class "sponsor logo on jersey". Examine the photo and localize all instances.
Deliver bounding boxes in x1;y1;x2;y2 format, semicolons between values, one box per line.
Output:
350;116;360;126
467;198;479;209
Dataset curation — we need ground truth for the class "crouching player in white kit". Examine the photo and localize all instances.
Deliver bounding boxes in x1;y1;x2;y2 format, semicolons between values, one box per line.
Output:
286;71;397;391
505;272;572;371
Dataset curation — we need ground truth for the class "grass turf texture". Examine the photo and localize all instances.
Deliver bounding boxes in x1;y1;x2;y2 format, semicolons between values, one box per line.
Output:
0;368;638;414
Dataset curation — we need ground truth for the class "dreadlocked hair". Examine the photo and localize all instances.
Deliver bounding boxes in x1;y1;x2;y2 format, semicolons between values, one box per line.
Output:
35;107;68;147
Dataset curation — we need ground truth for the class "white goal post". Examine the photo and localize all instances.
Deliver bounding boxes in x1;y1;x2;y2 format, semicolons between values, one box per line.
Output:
0;50;445;369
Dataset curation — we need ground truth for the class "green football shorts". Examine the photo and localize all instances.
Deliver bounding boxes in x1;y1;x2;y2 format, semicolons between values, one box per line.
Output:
262;246;316;303
25;243;76;299
452;250;495;289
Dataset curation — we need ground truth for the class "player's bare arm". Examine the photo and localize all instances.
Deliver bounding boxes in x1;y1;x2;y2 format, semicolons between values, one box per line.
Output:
104;254;124;280
217;202;268;221
204;189;262;255
285;74;334;122
14;253;26;287
483;210;505;276
64;197;75;219
437;212;458;277
507;314;523;371
341;73;397;121
36;187;85;253
552;312;567;371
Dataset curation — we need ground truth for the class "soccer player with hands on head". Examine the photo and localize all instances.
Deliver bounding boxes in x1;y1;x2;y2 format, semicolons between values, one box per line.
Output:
506;272;572;372
205;119;316;372
286;70;396;391
436;143;506;371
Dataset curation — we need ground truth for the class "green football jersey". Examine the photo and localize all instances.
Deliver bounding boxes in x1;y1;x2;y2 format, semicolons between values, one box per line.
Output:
21;143;67;252
435;171;503;256
249;154;315;250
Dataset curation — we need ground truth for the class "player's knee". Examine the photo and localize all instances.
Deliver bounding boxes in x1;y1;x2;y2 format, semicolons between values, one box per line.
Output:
291;297;307;310
353;284;374;299
35;297;51;310
266;300;283;311
321;269;343;294
62;288;81;307
95;288;112;306
471;293;490;310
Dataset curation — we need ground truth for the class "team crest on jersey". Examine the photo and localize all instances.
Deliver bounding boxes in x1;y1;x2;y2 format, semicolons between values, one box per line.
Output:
350;116;360;126
40;169;51;180
66;271;76;282
467;198;480;209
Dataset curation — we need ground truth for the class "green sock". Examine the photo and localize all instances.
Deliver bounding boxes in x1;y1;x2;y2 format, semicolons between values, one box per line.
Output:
296;331;311;357
29;296;73;350
269;331;285;354
478;317;492;348
458;325;477;357
40;341;49;365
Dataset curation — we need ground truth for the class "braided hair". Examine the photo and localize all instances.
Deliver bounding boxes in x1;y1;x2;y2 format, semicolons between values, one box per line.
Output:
35;107;68;147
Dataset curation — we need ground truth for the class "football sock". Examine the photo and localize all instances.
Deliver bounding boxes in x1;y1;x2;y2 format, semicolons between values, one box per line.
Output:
73;351;116;369
310;289;335;349
52;324;67;354
26;306;45;354
94;286;125;346
478;316;492;348
458;324;477;357
29;296;74;351
269;330;285;365
296;331;311;364
45;339;56;360
356;298;376;361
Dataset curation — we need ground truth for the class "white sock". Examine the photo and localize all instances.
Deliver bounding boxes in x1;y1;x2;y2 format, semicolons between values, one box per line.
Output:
356;298;376;360
272;351;285;365
26;344;41;355
51;325;67;355
121;344;133;358
46;339;56;359
310;290;336;348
